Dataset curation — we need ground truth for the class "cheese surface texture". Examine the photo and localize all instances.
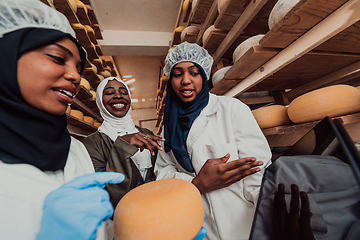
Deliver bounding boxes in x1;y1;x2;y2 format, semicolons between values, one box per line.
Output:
252;104;291;129
114;178;204;240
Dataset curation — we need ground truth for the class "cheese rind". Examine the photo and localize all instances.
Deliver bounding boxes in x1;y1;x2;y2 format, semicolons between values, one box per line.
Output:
114;178;204;240
252;105;291;129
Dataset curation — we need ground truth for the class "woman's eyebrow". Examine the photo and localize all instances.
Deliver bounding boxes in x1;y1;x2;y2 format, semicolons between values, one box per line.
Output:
52;43;73;57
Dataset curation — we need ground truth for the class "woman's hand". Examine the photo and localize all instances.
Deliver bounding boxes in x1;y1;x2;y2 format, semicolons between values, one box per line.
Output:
191;153;263;194
272;184;315;240
121;133;165;155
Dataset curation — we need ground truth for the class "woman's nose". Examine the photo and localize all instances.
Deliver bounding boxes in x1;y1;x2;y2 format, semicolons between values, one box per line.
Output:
181;72;191;84
65;68;81;84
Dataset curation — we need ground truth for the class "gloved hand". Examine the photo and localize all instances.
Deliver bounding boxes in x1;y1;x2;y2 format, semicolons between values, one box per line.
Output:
193;227;207;240
36;172;125;240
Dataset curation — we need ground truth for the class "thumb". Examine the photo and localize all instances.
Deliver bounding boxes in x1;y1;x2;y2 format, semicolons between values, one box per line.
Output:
62;172;125;189
220;153;230;163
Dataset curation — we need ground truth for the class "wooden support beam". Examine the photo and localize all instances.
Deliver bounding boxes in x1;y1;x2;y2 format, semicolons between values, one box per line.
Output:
196;0;219;45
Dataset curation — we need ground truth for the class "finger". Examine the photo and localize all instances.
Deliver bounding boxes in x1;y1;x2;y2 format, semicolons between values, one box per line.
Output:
289;184;300;226
299;191;313;229
146;137;164;151
221;157;258;171
148;134;165;142
62;172;125;189
272;184;286;238
219;153;230;163
135;134;155;154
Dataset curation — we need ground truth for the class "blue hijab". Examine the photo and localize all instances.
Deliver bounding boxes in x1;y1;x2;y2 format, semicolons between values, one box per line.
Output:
163;63;209;172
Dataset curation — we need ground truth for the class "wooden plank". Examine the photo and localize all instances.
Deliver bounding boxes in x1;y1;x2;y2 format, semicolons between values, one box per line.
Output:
260;0;349;49
72;25;92;47
72;98;102;122
273;90;289;105
224;0;360;97
225;46;279;80
67;115;98;132
92;24;103;40
82;68;100;83
172;30;183;46
196;0;219;45
212;0;269;65
85;4;98;25
76;4;92;26
287;60;360;100
210;77;240;95
239;95;274;105
203;31;228;55
76;86;93;100
183;33;199;43
67;124;93;139
84;44;99;60
190;0;215;24
53;0;79;24
214;0;250;30
247;51;360;92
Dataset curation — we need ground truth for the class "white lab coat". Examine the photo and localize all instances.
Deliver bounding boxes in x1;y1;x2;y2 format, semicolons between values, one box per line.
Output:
0;137;108;240
155;93;272;240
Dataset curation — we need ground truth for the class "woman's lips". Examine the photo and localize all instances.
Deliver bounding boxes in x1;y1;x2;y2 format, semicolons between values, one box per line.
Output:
181;89;194;98
54;88;76;105
110;102;127;111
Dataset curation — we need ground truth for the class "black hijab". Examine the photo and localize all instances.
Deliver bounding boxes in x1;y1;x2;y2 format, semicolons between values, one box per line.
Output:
0;28;86;171
163;63;209;172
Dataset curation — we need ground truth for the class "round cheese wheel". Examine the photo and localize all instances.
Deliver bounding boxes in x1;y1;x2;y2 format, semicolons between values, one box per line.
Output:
212;66;232;86
268;0;300;29
174;26;186;33
114;178;204;240
356;85;360;91
191;0;198;12
99;70;111;78
287;85;360;124
252;105;292;129
180;26;200;42
202;25;221;44
183;0;192;12
218;0;228;13
66;106;71;115
90;90;96;99
90;63;97;74
97;74;105;82
68;0;77;13
71;23;86;30
83;116;94;125
233;34;265;63
70;109;84;121
75;0;87;15
80;78;90;90
94;122;102;128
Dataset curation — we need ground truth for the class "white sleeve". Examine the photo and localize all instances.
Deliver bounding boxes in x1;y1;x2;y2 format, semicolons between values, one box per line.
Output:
154;129;195;183
232;101;272;205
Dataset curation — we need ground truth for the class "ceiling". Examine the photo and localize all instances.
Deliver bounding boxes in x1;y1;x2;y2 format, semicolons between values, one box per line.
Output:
90;0;183;110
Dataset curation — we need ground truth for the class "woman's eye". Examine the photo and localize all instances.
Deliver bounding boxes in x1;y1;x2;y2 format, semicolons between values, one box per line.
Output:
191;72;199;76
120;91;128;95
173;73;182;77
104;91;114;95
47;54;65;65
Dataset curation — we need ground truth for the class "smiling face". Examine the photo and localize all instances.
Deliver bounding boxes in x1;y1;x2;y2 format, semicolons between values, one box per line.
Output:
17;37;82;115
171;61;203;103
102;80;131;118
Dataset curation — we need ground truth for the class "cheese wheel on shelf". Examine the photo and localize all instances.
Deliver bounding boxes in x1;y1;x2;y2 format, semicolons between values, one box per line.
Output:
202;25;223;44
233;34;264;63
97;74;105;82
180;26;200;42
183;0;192;13
83;116;94;125
80;78;91;90
268;0;301;30
174;26;186;33
252;105;292;129
68;0;77;13
212;66;232;86
114;178;204;240
66;106;71;115
70;109;84;121
287;85;360;124
94;122;101;128
99;70;111;78
90;90;96;99
75;0;87;14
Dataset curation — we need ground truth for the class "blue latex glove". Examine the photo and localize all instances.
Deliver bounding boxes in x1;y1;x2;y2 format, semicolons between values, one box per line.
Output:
36;172;125;240
193;227;207;240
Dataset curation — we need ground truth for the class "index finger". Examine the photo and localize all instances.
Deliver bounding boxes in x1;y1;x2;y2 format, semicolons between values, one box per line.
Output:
224;157;259;171
62;172;125;189
148;134;165;142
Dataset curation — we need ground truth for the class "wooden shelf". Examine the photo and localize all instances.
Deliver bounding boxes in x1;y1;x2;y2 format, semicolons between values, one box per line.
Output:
67;114;98;132
76;86;93;100
187;0;214;25
72;98;101;122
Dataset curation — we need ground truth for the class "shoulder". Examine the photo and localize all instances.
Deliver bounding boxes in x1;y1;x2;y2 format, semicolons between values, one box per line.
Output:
82;131;102;145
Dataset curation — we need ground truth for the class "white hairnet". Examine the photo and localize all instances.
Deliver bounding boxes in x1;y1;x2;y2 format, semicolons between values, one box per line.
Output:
164;42;213;80
0;0;76;39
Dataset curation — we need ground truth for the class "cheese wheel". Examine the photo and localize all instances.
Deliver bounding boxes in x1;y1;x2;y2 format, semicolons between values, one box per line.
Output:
191;0;198;12
83;116;94;125
180;26;200;42
202;25;215;44
99;70;111;78
218;0;228;13
287;85;360;124
212;66;232;86
90;90;96;99
66;106;71;115
268;0;300;29
80;78;90;90
114;179;204;240
183;0;192;12
75;0;87;15
68;0;77;13
97;74;105;82
70;109;84;120
90;63;97;73
233;34;264;63
174;26;186;33
94;122;101;128
252;105;292;129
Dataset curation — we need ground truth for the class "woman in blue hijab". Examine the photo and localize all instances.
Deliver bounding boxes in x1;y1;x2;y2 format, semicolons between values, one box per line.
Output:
155;42;272;240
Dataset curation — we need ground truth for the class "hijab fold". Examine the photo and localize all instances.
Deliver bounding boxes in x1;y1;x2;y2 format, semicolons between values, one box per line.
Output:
163;63;209;172
0;28;85;171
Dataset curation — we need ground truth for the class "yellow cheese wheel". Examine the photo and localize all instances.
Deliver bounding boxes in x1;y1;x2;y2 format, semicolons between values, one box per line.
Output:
90;63;97;74
252;105;292;129
83;116;94;125
66;106;71;115
287;85;360;124
80;78;90;90
202;25;217;44
99;70;111;78
174;26;186;33
183;0;192;13
180;26;200;42
94;122;102;128
70;109;84;120
90;90;96;99
268;0;300;30
233;34;265;63
114;179;204;240
68;0;77;13
75;0;87;15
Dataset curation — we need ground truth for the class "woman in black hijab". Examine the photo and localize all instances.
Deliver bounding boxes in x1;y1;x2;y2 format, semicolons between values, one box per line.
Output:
0;1;124;239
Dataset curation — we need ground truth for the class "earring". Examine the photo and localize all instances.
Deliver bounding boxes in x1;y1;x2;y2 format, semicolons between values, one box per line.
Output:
70;73;74;76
